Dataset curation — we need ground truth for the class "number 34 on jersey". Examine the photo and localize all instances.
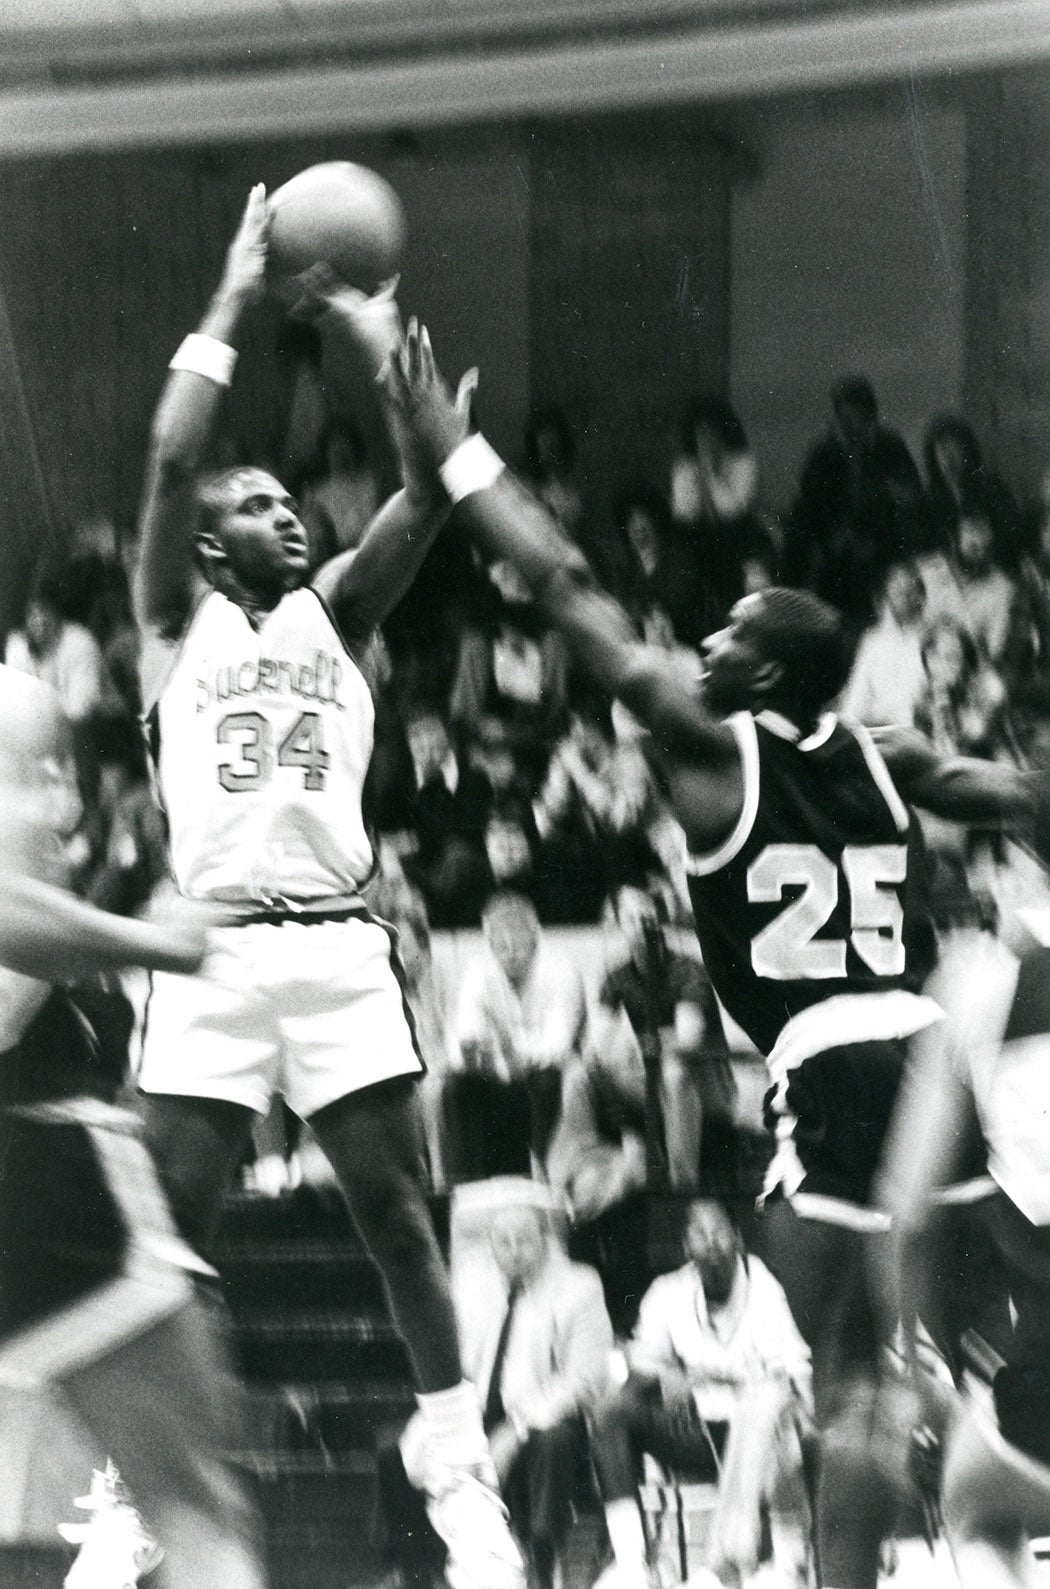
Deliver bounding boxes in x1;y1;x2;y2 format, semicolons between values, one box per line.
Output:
216;709;330;793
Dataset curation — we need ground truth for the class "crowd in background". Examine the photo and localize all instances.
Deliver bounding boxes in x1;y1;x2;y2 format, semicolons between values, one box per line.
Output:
13;363;1050;1586
10;369;1050;941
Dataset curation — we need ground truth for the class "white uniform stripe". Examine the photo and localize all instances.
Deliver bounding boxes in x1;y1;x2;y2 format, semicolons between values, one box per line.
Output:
683;712;761;877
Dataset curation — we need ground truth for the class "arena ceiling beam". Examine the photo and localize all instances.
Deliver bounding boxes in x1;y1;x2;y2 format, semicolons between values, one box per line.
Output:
0;0;1044;156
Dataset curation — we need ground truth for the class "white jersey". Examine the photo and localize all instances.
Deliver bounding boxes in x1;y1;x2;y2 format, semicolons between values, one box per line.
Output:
151;588;375;904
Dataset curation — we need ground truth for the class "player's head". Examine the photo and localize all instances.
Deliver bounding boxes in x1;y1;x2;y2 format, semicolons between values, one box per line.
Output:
194;467;310;596
700;587;849;721
682;1199;742;1305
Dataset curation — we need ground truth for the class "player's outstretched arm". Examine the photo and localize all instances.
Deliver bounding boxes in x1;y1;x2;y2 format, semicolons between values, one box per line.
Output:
875;723;1048;824
311;312;461;644
382;325;734;764
0;874;208;983
133;184;269;634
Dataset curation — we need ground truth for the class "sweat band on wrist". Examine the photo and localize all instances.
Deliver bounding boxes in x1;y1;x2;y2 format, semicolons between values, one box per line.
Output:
169;334;238;387
439;434;504;504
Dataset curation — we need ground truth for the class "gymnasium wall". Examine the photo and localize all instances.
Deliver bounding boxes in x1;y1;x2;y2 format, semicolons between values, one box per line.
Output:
0;112;732;575
729;86;968;513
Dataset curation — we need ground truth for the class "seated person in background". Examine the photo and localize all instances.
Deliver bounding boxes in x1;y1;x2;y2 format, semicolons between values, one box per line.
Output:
786;374;923;631
5;563;116;729
450;559;571;784
922;412;1021;563
379;1180;613;1589
84;714;170;916
567;884;732;1197
915;615;1015;763
533;709;662;924
612;485;694;647
523;405;586;546
840;560;928;727
437;892;586;1182
298;417;380;565
918;495;1024;674
401;708;493;928
589;1200;811;1589
669;397;765;638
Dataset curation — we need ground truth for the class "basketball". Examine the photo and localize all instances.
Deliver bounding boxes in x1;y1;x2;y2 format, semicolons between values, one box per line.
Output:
266;161;406;299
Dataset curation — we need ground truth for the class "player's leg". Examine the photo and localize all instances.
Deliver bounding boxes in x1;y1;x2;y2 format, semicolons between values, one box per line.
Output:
141;1092;257;1253
762;1198;893;1589
309;1077;461;1391
309;1078;524;1589
64;1295;268;1589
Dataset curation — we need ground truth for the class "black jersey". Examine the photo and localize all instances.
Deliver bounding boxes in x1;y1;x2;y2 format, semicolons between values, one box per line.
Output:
685;710;936;1060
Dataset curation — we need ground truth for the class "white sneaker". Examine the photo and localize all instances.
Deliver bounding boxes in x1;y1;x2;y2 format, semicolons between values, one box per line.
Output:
427;1471;526;1589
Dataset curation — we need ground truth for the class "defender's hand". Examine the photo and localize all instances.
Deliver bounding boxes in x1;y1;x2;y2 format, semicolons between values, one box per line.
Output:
380;319;478;479
220;184;270;304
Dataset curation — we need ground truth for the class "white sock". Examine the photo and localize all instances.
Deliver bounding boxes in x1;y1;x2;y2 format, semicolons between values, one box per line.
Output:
416;1380;490;1470
604;1497;646;1567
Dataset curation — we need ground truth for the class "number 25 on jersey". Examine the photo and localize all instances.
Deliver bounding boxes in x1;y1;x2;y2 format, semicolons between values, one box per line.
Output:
748;842;906;981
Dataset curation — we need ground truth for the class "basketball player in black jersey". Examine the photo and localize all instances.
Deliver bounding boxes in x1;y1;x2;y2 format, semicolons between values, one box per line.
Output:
382;325;1047;1589
0;664;269;1588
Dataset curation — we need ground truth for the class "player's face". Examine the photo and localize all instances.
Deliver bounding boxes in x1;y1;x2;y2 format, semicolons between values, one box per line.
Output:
214;471;310;592
700;598;771;714
684;1203;740;1304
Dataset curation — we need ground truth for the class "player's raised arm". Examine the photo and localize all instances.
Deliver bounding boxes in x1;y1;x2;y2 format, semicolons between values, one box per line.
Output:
309;303;460;644
133;185;269;634
874;723;1048;825
381;325;733;762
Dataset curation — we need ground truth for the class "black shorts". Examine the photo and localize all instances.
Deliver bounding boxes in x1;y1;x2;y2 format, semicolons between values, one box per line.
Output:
0;1104;195;1383
766;1036;909;1209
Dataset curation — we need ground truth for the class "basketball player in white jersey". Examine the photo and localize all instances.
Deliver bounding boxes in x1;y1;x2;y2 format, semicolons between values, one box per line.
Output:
0;663;270;1589
378;325;1050;1589
132;190;522;1589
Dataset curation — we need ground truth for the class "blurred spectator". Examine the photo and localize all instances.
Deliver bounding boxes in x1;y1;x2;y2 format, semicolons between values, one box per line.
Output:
612;485;693;646
922;413;1021;562
918;494;1023;672
391;892;460;1190
787;375;923;630
299;417;380;567
483;798;544;911
379;1181;613;1589
84;716;169;916
589;1200;811;1589
401;709;493;928
524;406;585;545
669;397;764;638
533;709;661;923
5;565;115;727
670;397;758;531
449;560;570;782
1016;496;1050;683
548;885;731;1209
839;560;928;727
915;615;1013;762
435;893;586;1183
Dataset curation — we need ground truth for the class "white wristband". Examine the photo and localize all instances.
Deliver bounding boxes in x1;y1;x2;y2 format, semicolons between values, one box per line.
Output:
439;434;504;504
169;333;238;387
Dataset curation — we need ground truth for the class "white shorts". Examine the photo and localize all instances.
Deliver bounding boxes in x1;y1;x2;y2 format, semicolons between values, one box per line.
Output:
138;914;422;1118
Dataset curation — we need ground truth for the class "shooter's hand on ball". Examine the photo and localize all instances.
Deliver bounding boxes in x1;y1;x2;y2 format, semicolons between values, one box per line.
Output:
291;265;403;378
219;183;270;306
